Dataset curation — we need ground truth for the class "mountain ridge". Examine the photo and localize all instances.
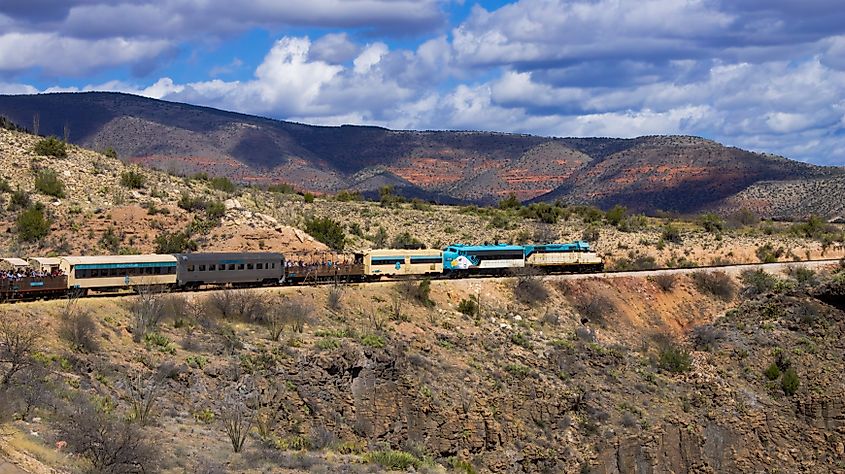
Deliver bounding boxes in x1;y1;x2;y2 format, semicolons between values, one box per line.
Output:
1;91;842;216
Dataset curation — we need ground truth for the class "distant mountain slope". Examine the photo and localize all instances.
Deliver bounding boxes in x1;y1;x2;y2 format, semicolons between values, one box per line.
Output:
0;92;842;215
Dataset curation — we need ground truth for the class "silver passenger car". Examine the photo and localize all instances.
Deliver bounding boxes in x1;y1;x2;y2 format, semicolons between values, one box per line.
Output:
176;252;284;288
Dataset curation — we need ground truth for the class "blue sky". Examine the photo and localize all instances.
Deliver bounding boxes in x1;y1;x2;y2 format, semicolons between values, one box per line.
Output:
1;0;844;165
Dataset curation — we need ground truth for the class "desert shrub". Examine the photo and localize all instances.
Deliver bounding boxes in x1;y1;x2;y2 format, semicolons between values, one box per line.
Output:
514;274;548;305
0;177;10;193
519;202;562;224
457;296;479;317
33;136;67;158
8;188;31;210
364;450;422;470
740;269;779;296
650;274;677;292
361;334;385;348
727;209;759;227
304;216;345;251
661;224;683;244
755;243;784;263
786;266;817;288
581;226;600;242
102;147;118;159
0;318;40;386
498;193;521;210
129;286;167;342
34;169;65;197
221;386;254;453
16;205;50;241
612;252;657;271
781;367;800;395
764;362;781;380
334;189;361;201
690;324;723;351
99;226;122;253
402;278;434;307
209;176;236;193
120;170;146;189
390;231;424;249
618;214;648;232
698;213;724;233
59;304;99;353
790;215;829;239
59;396;158;473
658;344;692;373
327;285;343;312
510;332;531;349
268;183;296;194
205;289;266;322
691;271;735;301
154;230;197;253
605;205;627;227
573;294;615;325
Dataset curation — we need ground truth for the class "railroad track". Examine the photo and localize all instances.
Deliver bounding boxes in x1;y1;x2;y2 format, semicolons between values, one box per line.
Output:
2;257;838;306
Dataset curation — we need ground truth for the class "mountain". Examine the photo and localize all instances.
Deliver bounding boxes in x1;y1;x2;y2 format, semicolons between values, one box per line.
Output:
0;92;842;215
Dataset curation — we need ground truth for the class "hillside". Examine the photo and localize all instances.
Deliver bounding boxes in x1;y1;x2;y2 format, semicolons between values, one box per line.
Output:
1;265;845;472
0;92;842;215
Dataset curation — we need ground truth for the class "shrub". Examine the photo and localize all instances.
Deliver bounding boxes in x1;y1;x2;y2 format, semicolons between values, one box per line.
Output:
34;169;65;197
120;170;146;189
404;278;434;307
154;230;197;253
498;193;521;210
457;296;479;317
781;367;800;395
514;274;548;305
661;224;683;244
364;450;422;470
390;231;424;249
59;396;158;473
740;269;779;296
510;332;531;349
205;200;226;220
268;183;296;194
658;344;692;373
303;192;315;203
691;271;735;301
605;205;627;227
764;362;780;381
304;216;346;250
690;324;723;351
650;274;676;292
8;188;30;210
361;334;385;348
33;136;67;158
0;177;10;193
59;305;99;353
16;205;50;241
99;226;122;253
519;202;562;224
698;213;724;233
612;252;658;271
786;266;817;288
327;285;343;311
209;176;236;193
581;226;600;242
573;294;615;325
755;244;784;263
334;189;362;201
102;147;118;159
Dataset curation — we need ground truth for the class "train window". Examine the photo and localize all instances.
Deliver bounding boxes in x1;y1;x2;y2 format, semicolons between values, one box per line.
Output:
199;265;206;272
144;267;152;275
154;267;162;275
228;264;235;271
188;265;195;272
271;263;276;269
238;264;245;270
256;263;263;270
209;264;216;271
247;263;254;270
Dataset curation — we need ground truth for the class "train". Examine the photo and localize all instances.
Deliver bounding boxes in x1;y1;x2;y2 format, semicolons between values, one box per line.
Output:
0;242;603;303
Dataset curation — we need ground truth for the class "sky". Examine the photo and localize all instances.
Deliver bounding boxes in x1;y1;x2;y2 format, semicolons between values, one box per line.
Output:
0;0;844;165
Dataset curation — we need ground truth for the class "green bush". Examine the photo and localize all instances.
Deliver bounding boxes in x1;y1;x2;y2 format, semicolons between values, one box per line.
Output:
154;230;197;253
510;332;531;349
360;334;385;349
120;170;146;189
268;183;297;194
102;147;118;159
498;193;521;210
209;176;236;193
303;192;315;203
16;205;50;241
205;200;226;220
661;224;683;244
605;205;627;227
334;189;362;201
691;271;735;301
519;202;563;224
457;296;478;317
33;136;67;158
414;278;434;307
781;367;799;395
8;188;30;210
755;244;784;263
740;269;779;296
658;344;692;373
764;362;781;380
0;177;10;193
304;216;346;251
364;450;422;470
698;213;724;233
390;231;424;249
34;169;65;198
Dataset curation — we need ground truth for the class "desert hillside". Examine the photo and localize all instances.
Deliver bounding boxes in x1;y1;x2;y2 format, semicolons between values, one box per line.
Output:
1;264;844;472
0;92;842;215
